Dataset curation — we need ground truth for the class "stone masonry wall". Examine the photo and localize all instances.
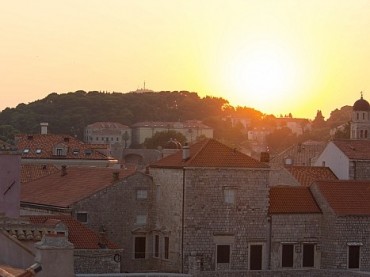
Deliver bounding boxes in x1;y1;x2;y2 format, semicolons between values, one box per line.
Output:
150;167;185;273
183;168;270;273
270;214;321;270
350;160;370;180
74;249;122;273
72;172;156;272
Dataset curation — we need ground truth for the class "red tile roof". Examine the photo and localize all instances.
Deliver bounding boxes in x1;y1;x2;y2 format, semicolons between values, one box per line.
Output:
28;215;120;249
333;139;370;160
21;164;59;183
287;166;338;187
21;166;136;208
150;139;269;169
15;134;111;160
269;186;321;214
315;180;370;216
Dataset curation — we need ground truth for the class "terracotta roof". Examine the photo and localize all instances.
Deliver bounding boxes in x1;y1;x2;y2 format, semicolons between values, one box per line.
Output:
287;166;338;187
21;166;136;208
333;139;370;160
15;134;111;160
0;265;35;277
150;139;269;169
269;186;321;214
315;180;370;216
28;215;120;249
21;164;59;183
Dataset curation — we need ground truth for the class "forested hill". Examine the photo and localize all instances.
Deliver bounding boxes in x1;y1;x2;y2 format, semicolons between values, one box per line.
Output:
0;90;264;141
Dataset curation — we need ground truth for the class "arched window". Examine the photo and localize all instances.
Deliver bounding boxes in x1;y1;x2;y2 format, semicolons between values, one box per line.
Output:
365;130;368;138
360;130;364;138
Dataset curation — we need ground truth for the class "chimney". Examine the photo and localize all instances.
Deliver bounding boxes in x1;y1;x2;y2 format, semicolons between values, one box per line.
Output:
182;143;190;161
260;152;270;163
40;122;48;135
112;171;119;182
61;165;67;176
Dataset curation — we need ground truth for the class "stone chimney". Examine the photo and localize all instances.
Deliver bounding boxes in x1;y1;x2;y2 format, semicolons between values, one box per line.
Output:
112;171;119;182
260;152;270;163
182;143;190;161
40;123;48;135
61;165;67;176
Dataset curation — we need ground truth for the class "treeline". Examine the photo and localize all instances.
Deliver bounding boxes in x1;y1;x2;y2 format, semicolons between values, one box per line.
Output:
0;90;264;143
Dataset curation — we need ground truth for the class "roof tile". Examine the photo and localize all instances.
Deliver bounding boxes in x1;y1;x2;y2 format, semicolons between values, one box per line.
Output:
150;139;269;169
288;166;338;187
333;139;370;160
269;186;321;214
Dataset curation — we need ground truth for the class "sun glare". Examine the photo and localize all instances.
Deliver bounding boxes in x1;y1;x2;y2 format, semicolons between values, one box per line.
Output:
226;42;300;113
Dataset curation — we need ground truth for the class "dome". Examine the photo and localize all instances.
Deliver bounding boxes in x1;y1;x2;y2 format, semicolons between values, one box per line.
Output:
353;96;370;111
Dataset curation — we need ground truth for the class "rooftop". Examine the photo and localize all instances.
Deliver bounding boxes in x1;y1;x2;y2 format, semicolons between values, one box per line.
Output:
315;180;370;216
287;166;338;187
269;186;321;214
333;139;370;160
21;166;136;208
150;139;269;169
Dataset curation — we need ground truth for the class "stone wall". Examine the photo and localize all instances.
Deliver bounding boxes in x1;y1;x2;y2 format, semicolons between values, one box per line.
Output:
270;214;321;270
183;168;270;273
74;249;122;273
72;172;155;272
350;160;370;180
150;167;184;273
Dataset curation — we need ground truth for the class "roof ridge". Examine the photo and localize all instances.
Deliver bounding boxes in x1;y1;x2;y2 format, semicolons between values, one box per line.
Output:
185;138;212;164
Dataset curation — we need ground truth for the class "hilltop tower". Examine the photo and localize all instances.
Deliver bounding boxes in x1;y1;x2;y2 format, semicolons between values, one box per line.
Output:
350;92;370;140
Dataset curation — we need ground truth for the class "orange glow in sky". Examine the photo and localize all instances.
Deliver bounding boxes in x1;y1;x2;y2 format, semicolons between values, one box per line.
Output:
1;1;370;119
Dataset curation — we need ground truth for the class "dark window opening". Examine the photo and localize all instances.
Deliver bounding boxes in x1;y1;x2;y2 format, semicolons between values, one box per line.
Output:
164;237;169;259
76;212;88;223
282;244;294;267
217;245;230;264
134;237;146;259
154;235;159;258
303;244;315;267
250;245;262;270
348;245;360;269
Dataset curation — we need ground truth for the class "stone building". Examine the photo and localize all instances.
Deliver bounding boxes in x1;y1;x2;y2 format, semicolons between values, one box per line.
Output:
149;139;270;273
269;186;322;270
131;120;213;145
315;139;370;180
20;165;155;273
311;180;370;271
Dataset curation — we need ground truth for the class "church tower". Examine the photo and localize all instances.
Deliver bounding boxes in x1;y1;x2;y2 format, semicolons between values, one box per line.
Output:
350;93;370;140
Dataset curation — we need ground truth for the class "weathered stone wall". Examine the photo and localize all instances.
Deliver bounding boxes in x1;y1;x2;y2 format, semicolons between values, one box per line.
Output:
150;167;184;273
350;160;370;180
74;249;122;273
270;213;321;270
72;172;155;272
183;168;270;273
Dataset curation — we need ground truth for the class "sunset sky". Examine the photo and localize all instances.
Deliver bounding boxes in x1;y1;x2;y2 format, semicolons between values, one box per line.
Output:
1;1;370;119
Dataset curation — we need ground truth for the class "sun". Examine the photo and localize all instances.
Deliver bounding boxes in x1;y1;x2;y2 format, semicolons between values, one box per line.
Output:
226;42;300;112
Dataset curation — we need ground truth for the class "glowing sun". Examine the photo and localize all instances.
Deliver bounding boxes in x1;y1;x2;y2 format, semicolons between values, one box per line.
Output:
227;42;299;111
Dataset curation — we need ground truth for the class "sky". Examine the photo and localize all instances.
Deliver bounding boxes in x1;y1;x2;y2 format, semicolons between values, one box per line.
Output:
1;1;370;119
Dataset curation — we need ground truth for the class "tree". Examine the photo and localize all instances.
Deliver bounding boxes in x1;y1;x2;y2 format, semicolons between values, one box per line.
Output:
143;130;187;149
312;110;326;129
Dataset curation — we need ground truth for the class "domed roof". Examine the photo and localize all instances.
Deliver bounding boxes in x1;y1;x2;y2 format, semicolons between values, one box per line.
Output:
353;96;370;111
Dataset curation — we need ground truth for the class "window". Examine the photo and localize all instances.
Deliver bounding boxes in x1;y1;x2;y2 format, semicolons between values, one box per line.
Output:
282;244;294;267
250;244;263;270
217;245;230;264
303;244;315;267
35;149;42;154
224;189;235;204
348;245;360;269
23;148;30;154
137;190;148;200
76;212;88;223
154;235;159;258
136;215;147;225
134;237;146;259
164;236;169;259
56;148;63;156
366;130;368;138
